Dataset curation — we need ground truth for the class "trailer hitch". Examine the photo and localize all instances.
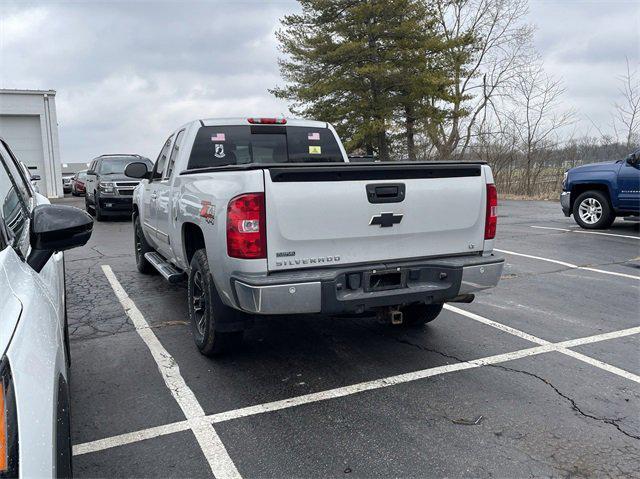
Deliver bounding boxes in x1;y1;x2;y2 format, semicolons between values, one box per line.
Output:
376;306;404;325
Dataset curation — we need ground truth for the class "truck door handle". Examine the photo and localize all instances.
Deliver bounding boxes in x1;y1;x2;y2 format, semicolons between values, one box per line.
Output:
366;183;406;203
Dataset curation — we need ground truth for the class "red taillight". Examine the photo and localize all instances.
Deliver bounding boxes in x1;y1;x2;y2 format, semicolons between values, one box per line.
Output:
485;183;498;240
227;193;266;259
247;117;287;125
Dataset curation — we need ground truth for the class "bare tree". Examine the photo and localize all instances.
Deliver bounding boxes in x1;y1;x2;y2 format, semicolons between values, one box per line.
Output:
504;62;575;195
470;117;519;194
613;58;640;148
425;0;533;160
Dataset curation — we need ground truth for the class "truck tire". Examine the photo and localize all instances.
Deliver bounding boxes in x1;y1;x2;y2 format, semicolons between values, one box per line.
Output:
188;249;243;356
85;196;95;216
572;190;615;229
401;303;443;327
94;198;104;222
134;216;156;274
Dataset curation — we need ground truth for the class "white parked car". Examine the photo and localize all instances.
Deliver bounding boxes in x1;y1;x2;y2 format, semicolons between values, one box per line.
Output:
0;138;93;477
125;117;503;355
18;162;41;194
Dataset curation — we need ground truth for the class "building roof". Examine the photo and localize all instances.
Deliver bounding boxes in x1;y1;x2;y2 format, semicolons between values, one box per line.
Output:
0;88;57;96
61;162;90;175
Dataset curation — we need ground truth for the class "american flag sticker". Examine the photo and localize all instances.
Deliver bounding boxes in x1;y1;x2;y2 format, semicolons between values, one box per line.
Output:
211;133;226;142
308;132;320;141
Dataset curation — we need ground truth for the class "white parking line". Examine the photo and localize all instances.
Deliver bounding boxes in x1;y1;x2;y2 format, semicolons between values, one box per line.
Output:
442;304;550;344
530;226;571;232
495;248;640;280
73;420;191;456
531;225;640;240
204;344;557;423
559;349;640;384
445;304;640;384
100;266;241;479
73;320;640;457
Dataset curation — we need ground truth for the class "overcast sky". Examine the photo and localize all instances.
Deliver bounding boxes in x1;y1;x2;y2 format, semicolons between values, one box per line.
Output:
0;0;638;164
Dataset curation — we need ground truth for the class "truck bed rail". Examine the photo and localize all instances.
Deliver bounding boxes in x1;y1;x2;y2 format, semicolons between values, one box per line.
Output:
179;161;487;179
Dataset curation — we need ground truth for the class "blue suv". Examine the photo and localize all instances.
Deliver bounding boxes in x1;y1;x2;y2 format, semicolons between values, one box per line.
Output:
561;149;640;229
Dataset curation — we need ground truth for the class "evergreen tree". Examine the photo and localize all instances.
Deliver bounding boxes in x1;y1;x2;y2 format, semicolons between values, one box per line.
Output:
388;1;454;160
271;0;450;161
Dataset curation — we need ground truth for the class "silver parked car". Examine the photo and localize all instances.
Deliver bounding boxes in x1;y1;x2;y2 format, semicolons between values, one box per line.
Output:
0;138;93;477
62;175;73;194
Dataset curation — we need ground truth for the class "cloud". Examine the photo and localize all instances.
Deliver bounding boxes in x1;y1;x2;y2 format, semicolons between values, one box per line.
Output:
0;5;48;47
528;0;640;136
0;0;638;163
1;0;297;162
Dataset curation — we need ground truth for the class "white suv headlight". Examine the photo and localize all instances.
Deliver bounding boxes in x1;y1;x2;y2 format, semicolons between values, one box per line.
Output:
98;181;116;193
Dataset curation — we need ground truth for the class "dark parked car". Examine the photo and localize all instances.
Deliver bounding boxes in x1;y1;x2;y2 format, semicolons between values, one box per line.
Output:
561;149;640;229
71;170;87;196
85;154;153;221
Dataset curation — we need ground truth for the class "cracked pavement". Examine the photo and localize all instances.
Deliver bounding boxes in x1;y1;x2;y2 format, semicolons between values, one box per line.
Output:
56;196;640;478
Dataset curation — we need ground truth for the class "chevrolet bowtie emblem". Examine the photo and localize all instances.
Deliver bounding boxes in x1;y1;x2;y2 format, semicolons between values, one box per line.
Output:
370;212;403;228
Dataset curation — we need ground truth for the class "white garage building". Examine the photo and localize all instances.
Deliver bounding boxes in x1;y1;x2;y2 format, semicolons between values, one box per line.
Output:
0;89;63;198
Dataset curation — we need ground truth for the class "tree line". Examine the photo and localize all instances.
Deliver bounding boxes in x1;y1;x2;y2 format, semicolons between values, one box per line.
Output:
271;0;639;186
271;0;533;161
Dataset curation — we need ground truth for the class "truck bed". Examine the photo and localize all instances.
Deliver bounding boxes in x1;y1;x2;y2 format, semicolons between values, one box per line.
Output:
192;161;493;272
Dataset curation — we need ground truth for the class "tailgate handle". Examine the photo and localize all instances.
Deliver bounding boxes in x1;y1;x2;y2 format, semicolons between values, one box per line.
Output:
366;183;405;203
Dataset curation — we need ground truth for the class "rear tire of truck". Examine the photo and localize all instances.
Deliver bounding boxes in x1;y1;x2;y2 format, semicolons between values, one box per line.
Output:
188;249;243;356
134;216;156;274
401;303;443;327
572;190;615;229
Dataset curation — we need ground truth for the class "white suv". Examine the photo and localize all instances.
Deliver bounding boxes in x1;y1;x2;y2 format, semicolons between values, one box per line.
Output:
0;138;93;477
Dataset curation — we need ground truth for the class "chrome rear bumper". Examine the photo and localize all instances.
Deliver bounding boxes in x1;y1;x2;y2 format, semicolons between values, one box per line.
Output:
235;280;322;315
459;261;504;294
233;254;504;315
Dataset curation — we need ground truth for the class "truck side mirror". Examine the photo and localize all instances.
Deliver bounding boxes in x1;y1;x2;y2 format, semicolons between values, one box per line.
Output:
27;204;93;272
124;162;151;179
627;152;639;166
87;169;96;176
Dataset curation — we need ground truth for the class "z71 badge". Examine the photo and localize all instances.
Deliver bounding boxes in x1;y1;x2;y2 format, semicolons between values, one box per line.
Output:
199;201;215;224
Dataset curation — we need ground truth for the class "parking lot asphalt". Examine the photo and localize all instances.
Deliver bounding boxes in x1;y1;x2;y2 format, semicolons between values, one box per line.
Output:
58;196;640;478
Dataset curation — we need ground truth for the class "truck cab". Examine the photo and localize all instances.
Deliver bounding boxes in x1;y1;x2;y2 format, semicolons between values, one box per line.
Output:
561;149;640;229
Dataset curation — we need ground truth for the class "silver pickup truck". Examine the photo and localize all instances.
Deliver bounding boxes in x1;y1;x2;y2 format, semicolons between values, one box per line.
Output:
125;118;503;355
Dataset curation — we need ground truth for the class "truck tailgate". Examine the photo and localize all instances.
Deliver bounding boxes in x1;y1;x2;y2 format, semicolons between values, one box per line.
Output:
264;164;488;271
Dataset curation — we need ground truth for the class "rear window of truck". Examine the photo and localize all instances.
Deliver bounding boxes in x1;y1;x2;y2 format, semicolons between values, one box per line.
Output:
187;125;344;169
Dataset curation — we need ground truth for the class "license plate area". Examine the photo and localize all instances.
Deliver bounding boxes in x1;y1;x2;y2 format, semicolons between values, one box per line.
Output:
364;269;407;292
